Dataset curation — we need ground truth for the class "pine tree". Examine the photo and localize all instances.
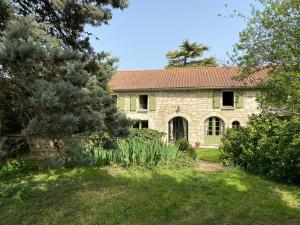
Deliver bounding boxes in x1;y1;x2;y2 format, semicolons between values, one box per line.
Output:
0;1;131;149
11;0;128;52
0;0;12;34
166;40;218;68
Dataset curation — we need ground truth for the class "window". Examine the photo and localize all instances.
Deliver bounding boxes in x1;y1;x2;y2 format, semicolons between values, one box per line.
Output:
139;95;148;110
222;91;234;107
133;122;140;128
141;120;149;128
206;117;213;135
215;118;222;135
133;120;148;129
205;117;224;136
232;121;241;129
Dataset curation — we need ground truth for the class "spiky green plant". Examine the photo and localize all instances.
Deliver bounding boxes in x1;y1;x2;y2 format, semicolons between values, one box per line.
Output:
90;139;178;167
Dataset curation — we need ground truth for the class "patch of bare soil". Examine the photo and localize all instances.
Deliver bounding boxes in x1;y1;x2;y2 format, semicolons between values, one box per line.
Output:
196;160;224;172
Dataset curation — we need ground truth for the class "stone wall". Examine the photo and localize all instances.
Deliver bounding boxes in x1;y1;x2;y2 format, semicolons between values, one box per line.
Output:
116;89;260;146
1;134;87;160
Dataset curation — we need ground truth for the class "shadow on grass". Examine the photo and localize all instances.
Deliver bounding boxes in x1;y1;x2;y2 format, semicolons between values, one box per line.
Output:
0;167;299;225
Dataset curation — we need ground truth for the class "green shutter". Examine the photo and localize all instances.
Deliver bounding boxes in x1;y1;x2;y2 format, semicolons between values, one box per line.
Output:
117;96;125;111
130;95;137;111
149;95;156;111
235;90;244;108
213;90;221;109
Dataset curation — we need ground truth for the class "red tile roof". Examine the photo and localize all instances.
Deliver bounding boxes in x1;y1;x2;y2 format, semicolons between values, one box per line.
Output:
110;67;268;91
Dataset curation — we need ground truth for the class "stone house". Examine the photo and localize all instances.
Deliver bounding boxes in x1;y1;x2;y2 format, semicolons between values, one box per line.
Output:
110;67;267;146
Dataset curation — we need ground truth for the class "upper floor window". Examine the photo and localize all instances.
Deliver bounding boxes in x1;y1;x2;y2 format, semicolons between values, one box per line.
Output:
139;95;148;110
222;91;234;107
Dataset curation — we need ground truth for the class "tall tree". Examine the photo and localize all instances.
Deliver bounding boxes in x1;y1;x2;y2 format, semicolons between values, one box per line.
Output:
10;0;128;52
0;0;131;149
0;0;12;33
231;0;300;115
166;40;218;68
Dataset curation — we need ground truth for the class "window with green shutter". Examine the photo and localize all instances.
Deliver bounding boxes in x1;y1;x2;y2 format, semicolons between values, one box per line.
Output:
139;95;148;110
130;95;137;111
235;91;244;108
213;90;221;108
149;95;156;111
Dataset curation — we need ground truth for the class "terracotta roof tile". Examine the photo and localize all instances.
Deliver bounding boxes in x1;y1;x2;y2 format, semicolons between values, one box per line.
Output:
110;67;268;91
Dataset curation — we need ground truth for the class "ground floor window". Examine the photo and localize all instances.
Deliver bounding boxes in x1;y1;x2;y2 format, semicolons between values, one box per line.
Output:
232;121;241;129
133;120;149;129
169;117;188;141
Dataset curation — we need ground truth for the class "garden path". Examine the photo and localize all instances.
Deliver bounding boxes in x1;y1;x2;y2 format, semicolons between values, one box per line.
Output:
196;160;224;172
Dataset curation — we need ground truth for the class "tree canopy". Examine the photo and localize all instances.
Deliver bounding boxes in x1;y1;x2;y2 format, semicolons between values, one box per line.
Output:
10;0;128;52
166;40;218;68
0;0;131;148
232;0;300;115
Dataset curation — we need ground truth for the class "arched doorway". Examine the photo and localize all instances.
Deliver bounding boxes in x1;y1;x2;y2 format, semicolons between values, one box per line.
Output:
169;117;188;142
204;117;224;145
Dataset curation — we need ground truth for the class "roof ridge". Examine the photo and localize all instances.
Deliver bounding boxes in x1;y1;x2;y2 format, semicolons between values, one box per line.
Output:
117;66;239;73
117;69;164;73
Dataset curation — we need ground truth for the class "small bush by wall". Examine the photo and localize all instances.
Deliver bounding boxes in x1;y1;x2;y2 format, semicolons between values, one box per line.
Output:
127;128;165;141
175;139;196;159
220;113;300;183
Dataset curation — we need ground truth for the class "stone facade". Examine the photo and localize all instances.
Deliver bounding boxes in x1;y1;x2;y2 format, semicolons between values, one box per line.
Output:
115;89;260;146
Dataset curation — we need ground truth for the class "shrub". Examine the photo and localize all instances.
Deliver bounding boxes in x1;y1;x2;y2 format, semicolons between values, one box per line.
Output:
127;128;165;141
90;139;178;167
220;113;300;183
38;157;65;170
0;136;30;160
85;131;118;150
62;142;95;168
175;139;196;159
159;151;196;170
0;159;39;177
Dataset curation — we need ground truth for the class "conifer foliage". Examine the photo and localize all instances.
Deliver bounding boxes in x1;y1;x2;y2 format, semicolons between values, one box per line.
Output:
11;0;129;52
166;40;218;68
0;0;131;148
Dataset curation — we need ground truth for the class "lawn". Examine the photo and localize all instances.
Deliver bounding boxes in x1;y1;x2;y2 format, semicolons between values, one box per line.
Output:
0;167;299;225
196;148;221;163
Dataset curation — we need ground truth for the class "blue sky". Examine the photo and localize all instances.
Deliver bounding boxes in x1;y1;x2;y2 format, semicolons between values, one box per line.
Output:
88;0;257;70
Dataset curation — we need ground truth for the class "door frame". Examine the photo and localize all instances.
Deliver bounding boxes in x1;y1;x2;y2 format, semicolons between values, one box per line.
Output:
168;117;188;142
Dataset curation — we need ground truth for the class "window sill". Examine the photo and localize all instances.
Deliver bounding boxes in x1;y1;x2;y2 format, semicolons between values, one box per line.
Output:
137;109;148;113
221;106;235;110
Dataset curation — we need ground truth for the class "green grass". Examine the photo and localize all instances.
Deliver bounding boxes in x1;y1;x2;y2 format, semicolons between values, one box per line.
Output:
0;167;299;225
196;148;221;163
